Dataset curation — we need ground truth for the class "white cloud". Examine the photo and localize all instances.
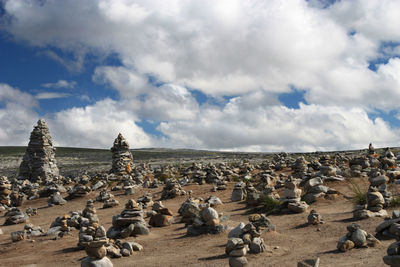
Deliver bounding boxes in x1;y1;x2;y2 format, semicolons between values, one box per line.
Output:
0;83;39;145
47;98;152;148
157;94;400;152
35;92;71;99
2;0;400;151
41;79;76;89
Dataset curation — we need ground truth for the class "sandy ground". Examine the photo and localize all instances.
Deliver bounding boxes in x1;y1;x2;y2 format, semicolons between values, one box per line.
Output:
0;178;398;267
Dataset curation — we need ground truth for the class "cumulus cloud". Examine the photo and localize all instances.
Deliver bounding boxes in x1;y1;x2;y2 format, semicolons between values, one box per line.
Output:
157;95;400;152
47;98;152;148
0;83;39;145
2;0;400;151
41;79;76;89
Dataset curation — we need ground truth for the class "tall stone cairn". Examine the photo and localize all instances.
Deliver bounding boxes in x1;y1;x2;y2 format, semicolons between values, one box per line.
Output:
110;133;134;175
18;119;59;182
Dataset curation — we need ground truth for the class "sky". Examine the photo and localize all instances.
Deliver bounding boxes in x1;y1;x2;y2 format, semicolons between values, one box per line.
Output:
1;0;400;152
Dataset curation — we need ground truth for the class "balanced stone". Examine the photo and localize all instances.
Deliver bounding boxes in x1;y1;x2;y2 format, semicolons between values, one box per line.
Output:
110;133;134;175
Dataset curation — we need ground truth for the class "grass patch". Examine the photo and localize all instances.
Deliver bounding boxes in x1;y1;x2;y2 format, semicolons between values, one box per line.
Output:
263;195;281;213
348;180;367;205
390;196;400;207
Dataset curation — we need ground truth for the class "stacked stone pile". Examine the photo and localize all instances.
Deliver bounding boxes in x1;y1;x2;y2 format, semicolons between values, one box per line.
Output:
178;198;201;224
161;180;186;199
280;181;308;214
18;119;59;183
307;210;324;225
96;189;114;202
4;207;29;225
231;182;247;202
48;191;67;206
149;206;174;227
103;199;120;209
79;220;113;267
383;240;400;266
137;194;153;209
0;176;11;207
107;199;149;239
380;147;397;170
337;223;379;252
110;133;134;175
205;195;223;207
68;185;91;199
227;216;272;266
376;210;400;239
302;177;332;204
10;223;44;242
292;156;309;179
354;186;388;220
368;169;392;205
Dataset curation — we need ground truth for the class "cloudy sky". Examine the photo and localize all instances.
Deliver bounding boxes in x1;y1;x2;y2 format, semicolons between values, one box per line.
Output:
1;0;400;152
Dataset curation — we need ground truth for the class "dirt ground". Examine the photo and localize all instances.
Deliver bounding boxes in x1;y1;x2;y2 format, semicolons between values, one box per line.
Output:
0;177;398;267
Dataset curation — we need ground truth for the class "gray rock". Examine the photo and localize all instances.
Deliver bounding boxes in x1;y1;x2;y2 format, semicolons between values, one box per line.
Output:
383;255;400;267
226;238;244;255
81;256;113;267
228;223;245;238
229;256;248;267
200;207;219;222
229;247;247;257
249;237;266;254
351;229;367;247
297;257;320;267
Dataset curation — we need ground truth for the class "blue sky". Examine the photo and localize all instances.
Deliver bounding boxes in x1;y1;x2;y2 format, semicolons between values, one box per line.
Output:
1;0;400;152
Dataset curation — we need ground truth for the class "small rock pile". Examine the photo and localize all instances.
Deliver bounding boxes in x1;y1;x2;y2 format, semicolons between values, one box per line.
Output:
103;198;120;209
107;199;149;239
318;155;337;177
231;182;246;202
18;119;59;183
96;189;114;202
11;223;44;242
226;216;272;266
280;181;308;214
354;186;388;220
110;133;134;175
68;185;91;199
368;169;392;205
292;156;308;179
161;180;186;199
337;223;379;252
137;194;154;209
186;204;226;236
4;207;29;225
376;210;400;239
178;198;201;224
383;240;400;266
302;177;329;204
48;191;67;206
79;220;113;267
307;210;324;225
0;176;11;207
149;206;174;227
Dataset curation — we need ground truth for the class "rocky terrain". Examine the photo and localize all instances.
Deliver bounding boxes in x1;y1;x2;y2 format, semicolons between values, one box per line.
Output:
2;121;400;266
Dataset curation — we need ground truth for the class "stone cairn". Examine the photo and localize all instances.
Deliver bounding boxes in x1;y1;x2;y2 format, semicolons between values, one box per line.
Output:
79;221;113;267
11;223;44;242
302;177;330;204
231;182;247;202
68;185;91;199
0;176;11;207
18;119;59;183
4;207;29;225
383;240;400;266
149;205;174;227
48;191;67;206
178;198;226;236
106;199;149;239
226;214;274;266
353;175;391;220
376;210;400;239
292;156;309;179
96;189;114;202
307;210;324;225
280;181;309;214
337;223;379;252
110;133;134;175
161;180;186;199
